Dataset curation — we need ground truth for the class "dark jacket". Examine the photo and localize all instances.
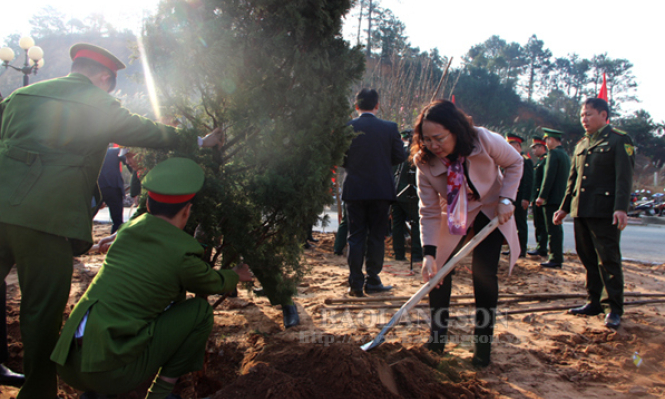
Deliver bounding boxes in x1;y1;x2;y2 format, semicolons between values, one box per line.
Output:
517;154;533;203
342;113;406;201
560;125;635;218
539;146;570;206
531;153;547;202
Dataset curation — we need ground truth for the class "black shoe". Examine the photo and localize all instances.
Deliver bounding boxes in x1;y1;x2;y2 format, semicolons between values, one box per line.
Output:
540;261;562;269
304;242;312;249
253;286;266;297
365;284;393;294
282;304;300;328
501;251;510;256
348;287;364;297
307;235;319;243
471;340;491;368
0;363;24;387
333;252;344;256
394;256;406;261
605;312;621;329
527;250;547;257
568;303;603;316
426;329;447;354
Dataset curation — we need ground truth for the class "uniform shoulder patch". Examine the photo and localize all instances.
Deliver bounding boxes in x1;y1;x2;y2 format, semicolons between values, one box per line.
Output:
624;143;634;157
612;128;628;135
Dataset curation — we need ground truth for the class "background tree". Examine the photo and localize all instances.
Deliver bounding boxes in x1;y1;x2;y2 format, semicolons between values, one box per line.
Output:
136;0;364;305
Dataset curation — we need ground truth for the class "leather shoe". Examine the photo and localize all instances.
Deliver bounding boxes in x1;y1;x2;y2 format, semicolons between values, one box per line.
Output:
501;251;510;256
0;363;24;387
540;261;562;269
307;235;319;243
347;287;364;297
282;304;300;328
605;312;621;329
365;284;393;294
527;250;547;257
568;303;603;316
394;256;406;261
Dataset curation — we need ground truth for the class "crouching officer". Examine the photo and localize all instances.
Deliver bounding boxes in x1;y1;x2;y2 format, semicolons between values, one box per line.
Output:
51;158;253;399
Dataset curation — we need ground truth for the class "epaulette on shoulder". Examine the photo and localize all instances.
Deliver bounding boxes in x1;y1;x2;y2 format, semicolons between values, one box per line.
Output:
522;154;529;160
612;128;627;135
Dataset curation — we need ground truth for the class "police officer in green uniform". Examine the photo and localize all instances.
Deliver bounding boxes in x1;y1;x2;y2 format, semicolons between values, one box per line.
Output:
535;128;570;268
554;98;634;329
528;136;548;257
0;43;222;398
505;133;533;258
52;158;252;399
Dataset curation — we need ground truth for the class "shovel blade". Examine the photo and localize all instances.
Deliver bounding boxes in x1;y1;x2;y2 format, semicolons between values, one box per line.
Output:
360;334;385;352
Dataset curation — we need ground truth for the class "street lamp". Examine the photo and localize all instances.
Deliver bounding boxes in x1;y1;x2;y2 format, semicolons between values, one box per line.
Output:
0;36;45;87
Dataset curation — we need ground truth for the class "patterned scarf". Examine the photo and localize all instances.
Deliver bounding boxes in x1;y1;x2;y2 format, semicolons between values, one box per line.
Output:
441;156;467;235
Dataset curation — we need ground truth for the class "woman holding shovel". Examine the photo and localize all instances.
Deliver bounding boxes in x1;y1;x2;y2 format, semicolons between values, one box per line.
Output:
411;100;522;366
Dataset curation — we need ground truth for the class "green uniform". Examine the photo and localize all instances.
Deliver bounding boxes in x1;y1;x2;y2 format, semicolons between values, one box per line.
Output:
51;213;238;393
560;125;634;315
391;159;422;260
538;146;570;263
514;154;533;257
531;153;548;255
0;73;184;399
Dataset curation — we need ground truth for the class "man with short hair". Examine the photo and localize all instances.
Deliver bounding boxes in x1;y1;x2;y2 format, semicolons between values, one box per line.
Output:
554;98;635;329
528;136;548;257
52;157;252;399
535;128;570;269
343;88;406;297
0;43;222;398
505;133;533;258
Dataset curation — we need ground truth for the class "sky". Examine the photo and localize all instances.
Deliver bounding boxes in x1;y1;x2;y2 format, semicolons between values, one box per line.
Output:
1;0;663;122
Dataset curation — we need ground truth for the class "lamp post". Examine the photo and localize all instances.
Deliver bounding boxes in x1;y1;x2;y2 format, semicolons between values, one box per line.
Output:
0;37;45;87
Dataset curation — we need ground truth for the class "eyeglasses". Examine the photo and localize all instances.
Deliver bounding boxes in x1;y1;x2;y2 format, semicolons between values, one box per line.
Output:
422;134;451;147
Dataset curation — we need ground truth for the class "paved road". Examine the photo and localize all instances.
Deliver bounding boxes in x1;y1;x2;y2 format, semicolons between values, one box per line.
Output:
96;208;664;264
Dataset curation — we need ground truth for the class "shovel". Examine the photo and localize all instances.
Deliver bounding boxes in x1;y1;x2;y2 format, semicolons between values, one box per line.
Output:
361;216;500;351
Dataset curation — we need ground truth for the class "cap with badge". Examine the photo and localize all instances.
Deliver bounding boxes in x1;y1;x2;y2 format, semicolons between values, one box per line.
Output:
70;43;126;77
530;136;546;147
142;158;205;204
541;127;564;140
506;132;524;145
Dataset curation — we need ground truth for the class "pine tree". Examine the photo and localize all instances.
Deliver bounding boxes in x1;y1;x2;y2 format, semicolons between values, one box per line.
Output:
137;0;364;305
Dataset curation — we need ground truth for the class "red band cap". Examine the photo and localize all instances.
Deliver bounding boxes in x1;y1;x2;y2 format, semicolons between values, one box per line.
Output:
148;191;196;204
533;138;546;146
507;137;523;144
74;49;119;76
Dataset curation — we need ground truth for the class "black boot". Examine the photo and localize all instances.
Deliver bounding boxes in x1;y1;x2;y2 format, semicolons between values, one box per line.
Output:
427;329;448;354
427;285;450;354
471;335;492;367
282;304;300;328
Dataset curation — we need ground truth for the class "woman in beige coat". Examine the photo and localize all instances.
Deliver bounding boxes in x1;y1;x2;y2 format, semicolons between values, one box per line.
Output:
411;101;522;366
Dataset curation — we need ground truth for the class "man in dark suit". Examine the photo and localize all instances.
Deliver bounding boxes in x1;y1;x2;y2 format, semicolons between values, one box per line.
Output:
342;89;406;296
555;98;635;329
96;146;127;233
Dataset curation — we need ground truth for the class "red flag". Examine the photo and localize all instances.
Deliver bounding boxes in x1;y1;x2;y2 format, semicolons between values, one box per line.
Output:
598;73;608;102
451;95;456;104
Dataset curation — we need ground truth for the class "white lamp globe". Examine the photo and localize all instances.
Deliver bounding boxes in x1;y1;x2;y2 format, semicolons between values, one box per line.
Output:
27;46;44;61
0;47;15;63
19;37;35;50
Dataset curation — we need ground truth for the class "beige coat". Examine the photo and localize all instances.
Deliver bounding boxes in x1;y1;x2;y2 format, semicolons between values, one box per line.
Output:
417;127;523;274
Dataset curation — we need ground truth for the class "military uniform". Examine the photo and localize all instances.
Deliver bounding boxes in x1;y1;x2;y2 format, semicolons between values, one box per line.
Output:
506;133;533;257
531;142;548;256
0;44;190;399
537;130;570;265
52;158;240;396
560;125;634;315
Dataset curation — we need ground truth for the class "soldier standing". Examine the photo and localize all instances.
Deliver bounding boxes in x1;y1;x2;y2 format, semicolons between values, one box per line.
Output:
528;136;548;257
505;133;533;258
535;128;570;268
0;43;222;398
554;98;634;329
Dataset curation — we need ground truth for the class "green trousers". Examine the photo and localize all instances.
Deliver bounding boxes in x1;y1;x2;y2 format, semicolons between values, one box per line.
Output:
57;297;213;395
573;217;624;315
513;201;528;257
544;204;564;263
0;222;74;399
532;203;547;255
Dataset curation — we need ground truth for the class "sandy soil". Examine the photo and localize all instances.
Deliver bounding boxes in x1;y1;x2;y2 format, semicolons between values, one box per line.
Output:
1;225;664;398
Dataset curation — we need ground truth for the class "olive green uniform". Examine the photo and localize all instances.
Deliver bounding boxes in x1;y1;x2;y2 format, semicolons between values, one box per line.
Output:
538;146;570;264
560;125;634;315
531;154;548;255
514;154;533;257
0;73;185;398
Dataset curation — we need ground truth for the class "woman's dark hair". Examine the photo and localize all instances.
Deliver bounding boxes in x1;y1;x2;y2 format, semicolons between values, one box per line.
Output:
409;100;477;164
147;196;192;218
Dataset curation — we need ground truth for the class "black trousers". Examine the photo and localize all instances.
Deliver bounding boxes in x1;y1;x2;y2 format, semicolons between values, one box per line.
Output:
428;212;504;341
574;217;624;315
513;201;528;257
391;200;423;259
0;282;7;364
532;202;548;255
544;204;564;263
346;200;391;290
100;186;125;233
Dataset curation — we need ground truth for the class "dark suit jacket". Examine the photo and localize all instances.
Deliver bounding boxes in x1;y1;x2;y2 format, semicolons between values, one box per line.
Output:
342;113;406;201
